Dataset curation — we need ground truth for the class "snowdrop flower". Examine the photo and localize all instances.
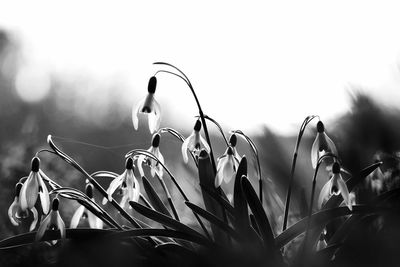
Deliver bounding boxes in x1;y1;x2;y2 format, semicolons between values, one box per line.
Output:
36;197;65;245
365;163;384;194
19;157;50;215
181;120;210;163
137;133;164;178
70;183;103;229
8;182;38;231
215;146;240;188
316;234;328;251
228;133;241;162
318;162;352;210
102;158;140;208
132;76;161;134
311;121;338;169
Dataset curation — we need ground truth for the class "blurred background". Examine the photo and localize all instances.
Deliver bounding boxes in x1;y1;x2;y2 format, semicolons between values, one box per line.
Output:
1;1;400;257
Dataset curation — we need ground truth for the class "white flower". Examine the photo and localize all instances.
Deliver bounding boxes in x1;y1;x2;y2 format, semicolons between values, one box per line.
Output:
36;197;65;245
215;146;240;188
181;120;210;163
132;76;161;134
316;234;327;251
102;158;140;208
311;121;338;169
318;162;352;210
137;133;164;178
70;183;103;229
8;182;38;231
365;164;384;194
19;157;50;215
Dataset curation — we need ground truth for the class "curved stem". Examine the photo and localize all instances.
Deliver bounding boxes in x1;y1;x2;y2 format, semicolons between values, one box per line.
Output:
46;135;145;230
157;127;198;167
126;149;212;240
197;115;229;146
153;62;217;173
282;115;319;232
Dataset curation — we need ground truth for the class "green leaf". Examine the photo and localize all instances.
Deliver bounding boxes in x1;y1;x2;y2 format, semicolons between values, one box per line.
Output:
185;201;243;242
129;201;207;244
142;176;172;218
275;205;392;248
0;229;114;249
241;176;275;256
198;150;229;244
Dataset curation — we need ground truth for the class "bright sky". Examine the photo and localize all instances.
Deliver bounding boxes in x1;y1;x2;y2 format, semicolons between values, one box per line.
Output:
1;1;400;134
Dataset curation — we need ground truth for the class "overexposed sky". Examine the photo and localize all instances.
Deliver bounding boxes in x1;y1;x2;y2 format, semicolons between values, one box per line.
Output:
1;0;400;134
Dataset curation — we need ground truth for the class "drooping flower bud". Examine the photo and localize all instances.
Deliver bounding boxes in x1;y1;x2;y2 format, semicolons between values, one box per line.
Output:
125;157;134;170
85;183;94;198
31;157;40;172
15;182;23;197
147;76;157;94
52;198;59;211
194;120;202;132
317;121;325;133
229;134;237;147
151;133;161;147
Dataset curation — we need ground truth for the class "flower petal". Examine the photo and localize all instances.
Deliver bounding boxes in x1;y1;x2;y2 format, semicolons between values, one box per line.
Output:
318;178;332;208
57;212;66;239
136;154;146;178
181;135;192;163
148;98;161;134
88;210;103;229
20;172;39;211
311;135;319;169
70;205;85;229
38;175;50;215
29;207;39;231
132;98;145;131
324;133;338;155
35;213;51;242
8;198;20;226
106;174;124;202
337;176;352;210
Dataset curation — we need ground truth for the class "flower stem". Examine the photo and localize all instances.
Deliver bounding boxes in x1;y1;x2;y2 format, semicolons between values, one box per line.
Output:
153;62;217;173
282;115;319;232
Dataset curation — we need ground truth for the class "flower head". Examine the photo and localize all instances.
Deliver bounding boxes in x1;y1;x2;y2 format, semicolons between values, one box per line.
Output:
318;162;352;210
19;157;50;214
228;133;242;162
215;146;240;188
70;183;103;229
36;197;66;245
102;158;140;208
311;121;338;169
132;76;161;133
181;120;211;163
8;182;38;231
137;133;165;178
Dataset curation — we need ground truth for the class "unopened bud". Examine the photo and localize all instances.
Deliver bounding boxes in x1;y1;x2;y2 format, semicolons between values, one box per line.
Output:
52;198;59;211
317;121;325;133
15;183;23;197
147;76;157;94
152;134;161;147
194;120;202;131
229;134;237;147
126;158;134;170
31;157;40;172
85;183;94;198
332;162;340;174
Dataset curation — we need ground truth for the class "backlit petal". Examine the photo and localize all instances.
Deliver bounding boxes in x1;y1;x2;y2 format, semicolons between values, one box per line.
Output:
200;135;211;153
181;136;192;163
324;133;338;155
70;205;85;228
337;176;352;210
132;98;145;130
311;135;319;169
88;210;103;229
318;178;332;208
136;154;146;177
36;213;51;242
38;175;50;215
106;174;124;201
30;207;38;231
148;98;161;134
8;198;20;226
20;172;39;211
